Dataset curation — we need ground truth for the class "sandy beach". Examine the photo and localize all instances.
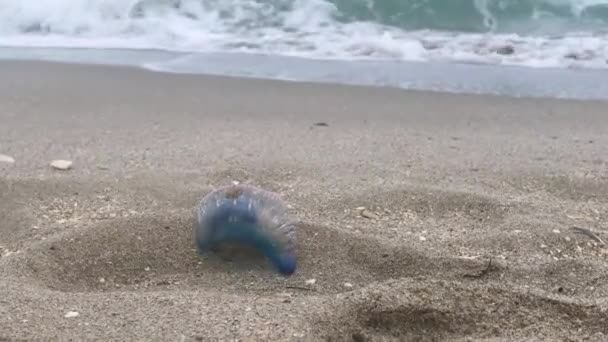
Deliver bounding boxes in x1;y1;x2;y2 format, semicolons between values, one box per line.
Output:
1;60;607;341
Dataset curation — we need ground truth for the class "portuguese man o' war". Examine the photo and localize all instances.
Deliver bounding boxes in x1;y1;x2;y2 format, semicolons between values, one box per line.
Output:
194;184;297;275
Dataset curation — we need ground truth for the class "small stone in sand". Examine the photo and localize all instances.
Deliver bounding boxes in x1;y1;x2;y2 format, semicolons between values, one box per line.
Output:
277;292;292;303
419;236;427;241
305;278;316;285
360;209;378;219
64;311;79;318
50;160;73;170
344;282;353;288
494;45;515;55
0;154;15;164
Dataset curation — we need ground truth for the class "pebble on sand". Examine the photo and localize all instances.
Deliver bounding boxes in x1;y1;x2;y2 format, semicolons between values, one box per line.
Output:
360;209;379;219
305;278;316;285
50;160;73;170
64;311;79;318
494;45;515;55
0;154;15;164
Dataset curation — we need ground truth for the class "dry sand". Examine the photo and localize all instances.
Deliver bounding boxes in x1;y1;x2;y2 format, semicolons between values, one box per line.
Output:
1;60;607;341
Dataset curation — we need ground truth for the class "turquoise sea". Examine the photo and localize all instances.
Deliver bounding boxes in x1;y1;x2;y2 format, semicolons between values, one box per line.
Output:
1;0;607;99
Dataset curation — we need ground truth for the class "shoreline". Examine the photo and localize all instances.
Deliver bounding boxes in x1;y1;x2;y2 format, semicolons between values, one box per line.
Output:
1;60;607;341
2;47;608;101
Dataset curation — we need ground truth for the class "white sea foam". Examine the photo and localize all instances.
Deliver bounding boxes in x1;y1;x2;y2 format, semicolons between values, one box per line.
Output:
0;0;606;69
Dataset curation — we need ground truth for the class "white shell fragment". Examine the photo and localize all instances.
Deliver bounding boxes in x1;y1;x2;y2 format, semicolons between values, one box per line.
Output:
0;154;15;164
64;311;79;318
50;160;73;170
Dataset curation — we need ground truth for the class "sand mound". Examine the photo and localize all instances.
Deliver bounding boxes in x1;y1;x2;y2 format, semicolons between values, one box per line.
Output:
16;210;492;295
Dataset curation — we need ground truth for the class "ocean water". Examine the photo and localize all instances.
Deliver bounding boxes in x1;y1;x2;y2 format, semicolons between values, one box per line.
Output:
1;0;608;100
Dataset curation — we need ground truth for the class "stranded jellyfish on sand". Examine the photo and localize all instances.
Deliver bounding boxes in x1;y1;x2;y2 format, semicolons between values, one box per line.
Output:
194;184;297;275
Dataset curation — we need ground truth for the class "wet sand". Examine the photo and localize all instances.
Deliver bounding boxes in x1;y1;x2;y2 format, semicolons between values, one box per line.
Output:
1;60;607;341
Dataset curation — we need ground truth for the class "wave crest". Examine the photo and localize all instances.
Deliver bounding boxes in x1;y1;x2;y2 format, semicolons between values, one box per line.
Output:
0;0;607;69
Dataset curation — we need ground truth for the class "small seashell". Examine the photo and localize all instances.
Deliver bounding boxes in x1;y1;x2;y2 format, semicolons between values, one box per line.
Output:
0;154;15;164
64;311;79;318
50;160;73;170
